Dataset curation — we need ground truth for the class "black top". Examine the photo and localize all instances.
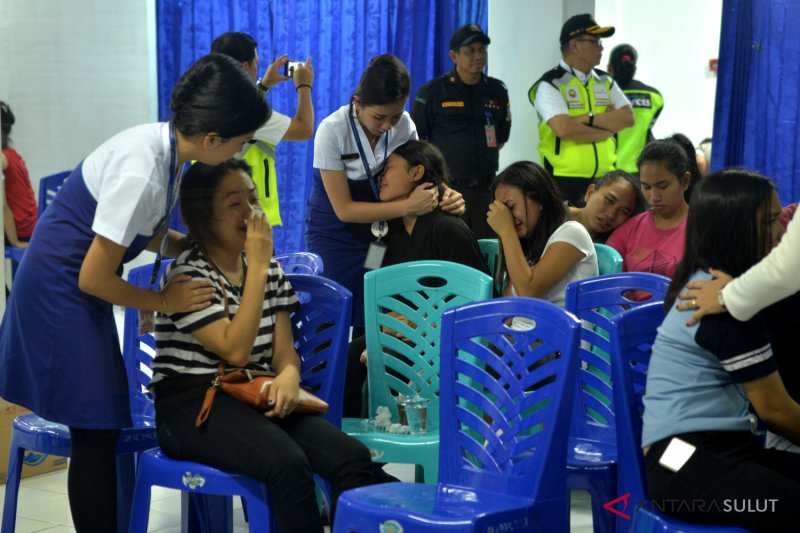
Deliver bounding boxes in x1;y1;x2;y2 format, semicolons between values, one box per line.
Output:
765;293;800;402
411;69;511;189
383;209;488;274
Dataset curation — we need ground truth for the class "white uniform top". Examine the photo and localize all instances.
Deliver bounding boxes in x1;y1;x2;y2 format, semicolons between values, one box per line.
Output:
534;60;631;123
313;103;417;180
510;220;598;308
253;110;291;146
83;122;175;248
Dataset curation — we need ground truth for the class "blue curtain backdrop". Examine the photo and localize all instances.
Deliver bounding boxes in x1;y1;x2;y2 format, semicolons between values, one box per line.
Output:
713;0;800;203
157;0;488;253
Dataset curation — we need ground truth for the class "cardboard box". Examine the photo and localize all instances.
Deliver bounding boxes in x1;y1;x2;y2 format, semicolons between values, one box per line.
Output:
0;398;68;484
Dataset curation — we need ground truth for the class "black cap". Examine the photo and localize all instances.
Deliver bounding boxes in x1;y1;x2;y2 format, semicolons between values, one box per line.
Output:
559;14;615;45
450;24;491;51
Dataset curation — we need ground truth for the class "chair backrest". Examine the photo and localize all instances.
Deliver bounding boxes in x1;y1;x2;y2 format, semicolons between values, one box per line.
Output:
285;274;352;426
364;260;493;423
123;261;173;417
609;302;666;507
274;251;324;276
38;170;71;215
478;238;504;294
438;297;580;502
563;272;671;444
594;243;623;275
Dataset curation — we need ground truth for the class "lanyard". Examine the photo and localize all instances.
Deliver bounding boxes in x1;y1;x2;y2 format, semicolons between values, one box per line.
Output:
150;121;182;287
348;102;388;201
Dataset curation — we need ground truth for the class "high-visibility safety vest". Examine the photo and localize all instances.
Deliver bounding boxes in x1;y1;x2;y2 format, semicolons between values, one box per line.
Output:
236;140;282;226
616;80;664;173
530;66;617;178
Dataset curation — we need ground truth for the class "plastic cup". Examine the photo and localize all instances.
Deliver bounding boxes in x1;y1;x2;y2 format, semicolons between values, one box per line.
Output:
403;397;430;435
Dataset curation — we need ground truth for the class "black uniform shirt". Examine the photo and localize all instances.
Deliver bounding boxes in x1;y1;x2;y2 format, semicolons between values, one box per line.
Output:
411;69;511;189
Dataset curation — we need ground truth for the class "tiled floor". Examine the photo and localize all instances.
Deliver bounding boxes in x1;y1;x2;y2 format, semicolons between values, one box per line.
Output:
0;463;595;532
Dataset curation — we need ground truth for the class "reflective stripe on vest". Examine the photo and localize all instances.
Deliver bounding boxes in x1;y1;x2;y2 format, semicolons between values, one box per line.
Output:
534;71;617;178
616;89;664;173
236;140;282;226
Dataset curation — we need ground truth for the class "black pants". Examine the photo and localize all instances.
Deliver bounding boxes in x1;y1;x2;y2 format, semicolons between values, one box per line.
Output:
454;185;494;239
552;176;593;206
68;428;121;533
155;389;387;533
344;335;369;418
645;431;800;532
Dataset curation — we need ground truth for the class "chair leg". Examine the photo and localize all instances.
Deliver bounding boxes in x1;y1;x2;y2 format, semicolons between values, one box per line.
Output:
1;440;25;533
128;478;152;533
184;494;233;533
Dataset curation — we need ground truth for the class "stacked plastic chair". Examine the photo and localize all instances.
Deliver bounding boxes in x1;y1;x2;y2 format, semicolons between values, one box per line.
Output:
1;260;165;533
594;243;623;275
334;297;581;532
563;272;671;533
609;303;750;533
341;260;493;484
128;273;352;533
5;170;71;285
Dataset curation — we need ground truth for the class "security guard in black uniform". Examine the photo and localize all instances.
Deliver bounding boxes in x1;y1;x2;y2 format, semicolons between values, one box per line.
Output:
411;24;511;239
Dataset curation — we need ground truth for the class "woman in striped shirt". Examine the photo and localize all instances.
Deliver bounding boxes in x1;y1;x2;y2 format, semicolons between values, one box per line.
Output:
151;159;387;533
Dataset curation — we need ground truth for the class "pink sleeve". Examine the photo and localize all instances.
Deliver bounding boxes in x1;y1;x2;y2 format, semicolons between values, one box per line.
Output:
605;221;630;256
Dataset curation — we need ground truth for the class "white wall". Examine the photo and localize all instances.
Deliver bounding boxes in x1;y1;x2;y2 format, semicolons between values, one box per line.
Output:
489;0;722;168
595;0;722;146
0;0;157;195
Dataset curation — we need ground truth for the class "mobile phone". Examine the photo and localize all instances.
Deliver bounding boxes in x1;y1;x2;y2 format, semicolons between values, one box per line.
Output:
283;60;305;78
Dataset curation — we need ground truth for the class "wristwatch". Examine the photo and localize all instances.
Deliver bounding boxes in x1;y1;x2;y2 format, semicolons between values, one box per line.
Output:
587;112;595;127
256;80;270;93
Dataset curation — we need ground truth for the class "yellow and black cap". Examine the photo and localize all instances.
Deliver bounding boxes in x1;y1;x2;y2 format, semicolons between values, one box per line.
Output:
559;13;615;45
450;24;491;51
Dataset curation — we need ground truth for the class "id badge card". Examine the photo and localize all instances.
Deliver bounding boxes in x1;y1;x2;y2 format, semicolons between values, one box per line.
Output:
138;309;156;336
485;124;497;147
364;240;387;270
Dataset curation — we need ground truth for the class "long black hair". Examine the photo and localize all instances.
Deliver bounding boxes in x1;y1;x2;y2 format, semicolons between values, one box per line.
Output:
490;161;566;262
665;168;776;309
170;54;270;138
210;32;257;63
354;54;410;106
669;133;703;202
390;140;450;196
0;101;14;149
609;44;637;88
592;169;645;215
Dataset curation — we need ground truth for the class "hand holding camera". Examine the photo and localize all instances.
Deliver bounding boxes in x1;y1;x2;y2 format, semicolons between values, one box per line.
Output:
258;54;314;90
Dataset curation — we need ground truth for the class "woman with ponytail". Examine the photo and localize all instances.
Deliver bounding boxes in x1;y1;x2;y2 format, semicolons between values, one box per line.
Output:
0;53;269;533
607;44;664;174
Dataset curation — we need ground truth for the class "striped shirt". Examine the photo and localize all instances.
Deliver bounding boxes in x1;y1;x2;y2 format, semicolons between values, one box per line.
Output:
151;247;300;385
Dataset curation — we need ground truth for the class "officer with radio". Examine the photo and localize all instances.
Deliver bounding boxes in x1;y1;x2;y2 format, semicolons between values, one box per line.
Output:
411;24;511;239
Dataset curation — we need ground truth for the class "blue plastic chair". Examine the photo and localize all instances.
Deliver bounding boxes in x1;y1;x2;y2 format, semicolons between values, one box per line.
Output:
334;297;581;532
273;251;324;276
609;303;750;533
477;238;503;294
37;170;71;213
1;261;164;533
341;260;493;484
5;170;71;286
563;272;671;533
128;273;352;533
594;243;623;275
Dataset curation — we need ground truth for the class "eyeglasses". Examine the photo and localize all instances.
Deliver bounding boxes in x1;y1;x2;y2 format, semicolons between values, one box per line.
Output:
575;38;602;47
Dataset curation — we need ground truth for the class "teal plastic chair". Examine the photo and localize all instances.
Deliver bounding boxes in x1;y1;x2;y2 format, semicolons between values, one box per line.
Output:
341;260;493;484
594;243;623;275
478;238;504;294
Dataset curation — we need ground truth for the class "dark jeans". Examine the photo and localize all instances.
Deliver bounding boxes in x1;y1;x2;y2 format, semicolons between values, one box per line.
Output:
645;431;800;532
454;185;494;239
155;389;385;533
552;176;593;206
344;335;368;418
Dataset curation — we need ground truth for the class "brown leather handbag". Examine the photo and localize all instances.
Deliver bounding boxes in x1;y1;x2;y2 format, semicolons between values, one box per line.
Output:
195;363;328;428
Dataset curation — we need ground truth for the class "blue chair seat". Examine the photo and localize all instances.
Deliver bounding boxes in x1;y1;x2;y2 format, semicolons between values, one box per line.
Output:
337;482;535;529
2;413;157;533
129;448;276;533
